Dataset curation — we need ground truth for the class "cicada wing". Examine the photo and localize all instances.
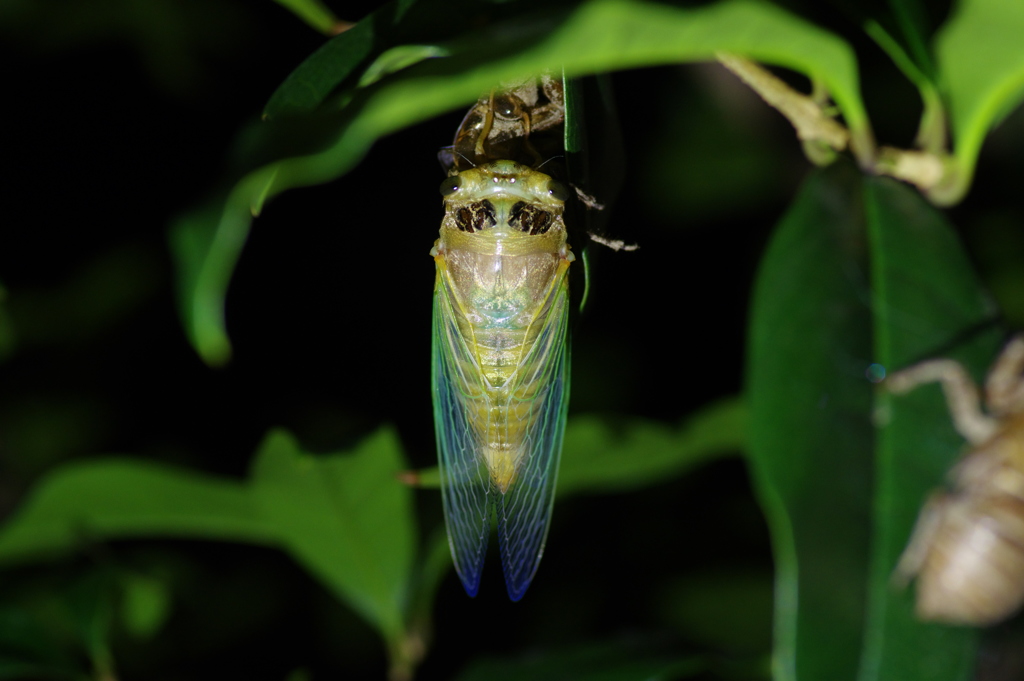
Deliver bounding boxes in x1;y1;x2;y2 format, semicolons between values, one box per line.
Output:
432;271;491;597
497;275;571;601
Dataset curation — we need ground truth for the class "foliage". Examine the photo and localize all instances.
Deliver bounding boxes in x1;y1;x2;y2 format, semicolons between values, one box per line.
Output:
3;0;1024;679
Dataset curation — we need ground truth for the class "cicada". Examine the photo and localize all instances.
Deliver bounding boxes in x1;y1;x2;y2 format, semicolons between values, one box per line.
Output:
431;77;574;600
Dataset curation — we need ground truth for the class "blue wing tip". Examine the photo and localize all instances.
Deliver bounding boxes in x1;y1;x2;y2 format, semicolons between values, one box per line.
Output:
458;571;482;598
505;577;533;602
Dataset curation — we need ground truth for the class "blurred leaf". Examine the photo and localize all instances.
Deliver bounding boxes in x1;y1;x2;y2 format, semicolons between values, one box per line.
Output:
0;660;82;681
935;0;1024;203
250;428;415;644
659;569;773;656
885;0;935;78
640;69;785;221
0;428;419;670
65;570;115;677
0;461;274;565
178;0;869;364
455;641;706;681
273;0;346;35
0;0;249;97
864;20;945;152
405;529;451;662
0;602;83;681
747;161;874;681
263;0;445;118
358;44;452;87
406;400;745;494
5;245;161;350
0;568;120;681
857;176;999;681
748;162;1000;681
0;396;111;474
169;198;255;366
558;398;746;497
119;573;171;640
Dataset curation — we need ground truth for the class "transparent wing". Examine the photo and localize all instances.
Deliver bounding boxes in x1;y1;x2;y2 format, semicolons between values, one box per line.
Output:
432;269;491;597
497;274;571;601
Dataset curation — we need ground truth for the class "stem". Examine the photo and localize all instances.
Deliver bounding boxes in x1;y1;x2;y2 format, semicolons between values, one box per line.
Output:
716;53;965;205
716;54;849;158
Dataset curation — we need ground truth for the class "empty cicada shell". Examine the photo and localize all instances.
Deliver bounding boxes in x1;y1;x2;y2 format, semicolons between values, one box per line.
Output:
889;334;1024;626
442;72;565;173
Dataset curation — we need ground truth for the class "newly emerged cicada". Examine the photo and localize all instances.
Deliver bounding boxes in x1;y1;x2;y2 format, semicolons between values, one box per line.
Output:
431;76;574;600
889;334;1024;625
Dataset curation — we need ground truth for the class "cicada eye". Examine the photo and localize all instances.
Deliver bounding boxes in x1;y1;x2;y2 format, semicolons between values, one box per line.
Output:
547;180;570;202
440;176;461;197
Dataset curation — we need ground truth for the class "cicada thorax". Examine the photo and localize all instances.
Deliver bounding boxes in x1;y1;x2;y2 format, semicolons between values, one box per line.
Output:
445;73;565;173
907;411;1024;625
434;160;572;492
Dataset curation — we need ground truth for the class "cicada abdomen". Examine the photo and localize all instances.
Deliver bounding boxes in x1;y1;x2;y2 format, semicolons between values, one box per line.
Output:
890;335;1024;625
431;76;573;600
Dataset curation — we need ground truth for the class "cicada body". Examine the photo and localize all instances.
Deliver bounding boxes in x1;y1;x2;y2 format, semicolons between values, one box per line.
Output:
431;160;573;600
890;335;1024;625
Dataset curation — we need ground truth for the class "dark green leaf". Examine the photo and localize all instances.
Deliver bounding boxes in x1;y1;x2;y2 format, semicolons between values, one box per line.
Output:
748;162;1002;681
119;573;171;640
558;399;746;497
658;569;773;656
0;461;273;565
864;20;945;153
747;161;874;681
249;428;415;643
272;0;346;35
886;0;936;78
357;44;452;88
856;176;1000;681
178;0;869;364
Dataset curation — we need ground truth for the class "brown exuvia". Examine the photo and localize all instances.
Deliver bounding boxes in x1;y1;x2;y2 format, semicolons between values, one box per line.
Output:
889;334;1024;626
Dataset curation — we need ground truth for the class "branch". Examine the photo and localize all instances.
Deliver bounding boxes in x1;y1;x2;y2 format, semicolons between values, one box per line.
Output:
716;53;960;205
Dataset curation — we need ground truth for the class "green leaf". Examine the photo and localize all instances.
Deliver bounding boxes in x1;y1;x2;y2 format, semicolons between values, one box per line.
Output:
0;601;83;681
177;0;869;364
935;0;1024;203
659;569;773;657
0;461;274;565
558;399;746;497
0;428;419;672
747;161;874;681
857;176;999;681
886;0;936;78
864;20;945;153
272;0;347;35
357;44;451;88
406;400;745;495
263;0;479;118
748;162;1001;681
249;428;415;644
119;573;171;640
169;192;262;366
65;569;115;677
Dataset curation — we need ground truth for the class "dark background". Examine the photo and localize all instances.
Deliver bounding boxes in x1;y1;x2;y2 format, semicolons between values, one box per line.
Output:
3;0;1024;678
